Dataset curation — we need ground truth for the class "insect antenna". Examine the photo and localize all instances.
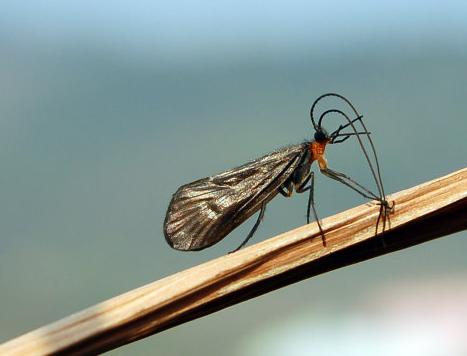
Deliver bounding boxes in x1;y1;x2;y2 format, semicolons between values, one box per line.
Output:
331;132;372;144
310;93;392;236
319;109;383;196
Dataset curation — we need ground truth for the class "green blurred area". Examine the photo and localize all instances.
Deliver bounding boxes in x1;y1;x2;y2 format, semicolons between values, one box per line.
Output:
1;7;466;355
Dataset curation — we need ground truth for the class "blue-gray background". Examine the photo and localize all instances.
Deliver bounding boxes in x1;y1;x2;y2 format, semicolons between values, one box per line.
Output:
1;2;466;355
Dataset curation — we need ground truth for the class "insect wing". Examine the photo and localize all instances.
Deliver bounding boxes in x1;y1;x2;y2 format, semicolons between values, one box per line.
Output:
164;144;307;251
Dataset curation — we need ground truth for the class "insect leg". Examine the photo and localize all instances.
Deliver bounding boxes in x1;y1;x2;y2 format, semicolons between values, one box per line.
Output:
375;200;394;246
323;167;393;245
294;171;312;222
321;167;380;201
295;172;312;193
375;203;387;247
278;180;293;197
229;202;267;253
296;172;326;246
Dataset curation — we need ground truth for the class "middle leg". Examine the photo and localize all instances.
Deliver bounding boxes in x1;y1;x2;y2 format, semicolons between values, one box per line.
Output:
296;171;326;246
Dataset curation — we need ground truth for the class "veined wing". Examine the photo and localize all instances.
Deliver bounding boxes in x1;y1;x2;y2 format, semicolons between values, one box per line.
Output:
164;143;307;251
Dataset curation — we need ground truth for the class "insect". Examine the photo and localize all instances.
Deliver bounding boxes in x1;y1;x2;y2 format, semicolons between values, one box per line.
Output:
164;93;391;252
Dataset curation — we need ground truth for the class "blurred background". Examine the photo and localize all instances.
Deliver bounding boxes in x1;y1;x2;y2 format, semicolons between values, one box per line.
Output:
1;1;466;355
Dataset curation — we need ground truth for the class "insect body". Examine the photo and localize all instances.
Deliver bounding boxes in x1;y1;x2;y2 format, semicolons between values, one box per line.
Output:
164;93;390;252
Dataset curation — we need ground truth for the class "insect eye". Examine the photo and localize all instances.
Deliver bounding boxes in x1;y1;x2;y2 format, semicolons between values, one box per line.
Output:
314;130;328;142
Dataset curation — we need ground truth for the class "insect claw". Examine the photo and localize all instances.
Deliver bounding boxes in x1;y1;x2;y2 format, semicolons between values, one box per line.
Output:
378;200;395;215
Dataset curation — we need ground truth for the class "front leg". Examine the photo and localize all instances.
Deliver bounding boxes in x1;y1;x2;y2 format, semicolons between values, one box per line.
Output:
320;167;380;201
317;156;385;203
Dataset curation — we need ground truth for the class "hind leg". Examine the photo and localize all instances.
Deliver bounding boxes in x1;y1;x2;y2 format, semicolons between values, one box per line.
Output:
229;203;267;253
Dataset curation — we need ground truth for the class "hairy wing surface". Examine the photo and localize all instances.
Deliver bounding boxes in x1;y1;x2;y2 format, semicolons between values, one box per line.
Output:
164;143;307;250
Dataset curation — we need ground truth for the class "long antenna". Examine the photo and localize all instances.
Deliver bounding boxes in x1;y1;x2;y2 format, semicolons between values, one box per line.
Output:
318;108;384;200
310;93;387;202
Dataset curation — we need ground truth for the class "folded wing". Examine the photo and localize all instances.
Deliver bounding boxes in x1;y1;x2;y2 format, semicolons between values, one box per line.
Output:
164;143;307;250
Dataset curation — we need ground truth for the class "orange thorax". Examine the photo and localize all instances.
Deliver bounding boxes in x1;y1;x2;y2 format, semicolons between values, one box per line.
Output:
309;140;329;170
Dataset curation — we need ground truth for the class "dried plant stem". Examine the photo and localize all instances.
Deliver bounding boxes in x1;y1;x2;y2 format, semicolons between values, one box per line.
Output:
1;168;466;355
